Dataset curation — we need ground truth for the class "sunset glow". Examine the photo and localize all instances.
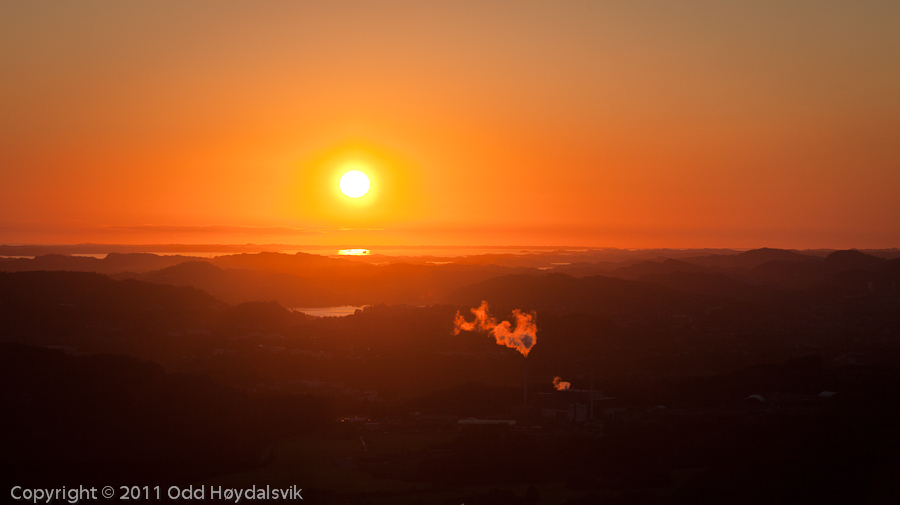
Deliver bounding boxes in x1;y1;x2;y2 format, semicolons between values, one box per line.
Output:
0;2;897;248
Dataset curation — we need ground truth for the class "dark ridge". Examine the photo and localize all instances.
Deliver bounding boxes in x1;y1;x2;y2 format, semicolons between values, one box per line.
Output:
825;249;888;273
446;272;677;313
0;342;331;485
681;247;821;269
610;258;710;280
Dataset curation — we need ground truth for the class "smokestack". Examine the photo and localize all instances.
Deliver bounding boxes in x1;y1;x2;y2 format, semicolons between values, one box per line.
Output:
524;356;528;406
453;300;537;408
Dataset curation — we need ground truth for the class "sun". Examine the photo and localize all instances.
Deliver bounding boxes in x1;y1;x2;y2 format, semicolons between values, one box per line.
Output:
339;170;370;198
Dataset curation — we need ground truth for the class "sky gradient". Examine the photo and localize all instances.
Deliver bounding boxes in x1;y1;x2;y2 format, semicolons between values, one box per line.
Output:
2;1;898;248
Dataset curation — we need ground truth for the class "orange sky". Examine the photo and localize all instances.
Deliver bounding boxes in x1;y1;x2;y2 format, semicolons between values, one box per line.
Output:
1;1;898;249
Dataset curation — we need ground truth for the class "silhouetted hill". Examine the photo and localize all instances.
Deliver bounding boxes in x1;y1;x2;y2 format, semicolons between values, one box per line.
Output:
216;301;312;335
0;253;203;274
121;260;538;307
710;251;895;291
825;249;888;273
0;271;227;356
889;258;900;275
547;261;620;277
0;342;331;484
118;261;341;306
637;271;767;299
208;251;354;275
4;249;895;309
0;251;360;278
750;259;826;288
682;248;821;269
0;271;225;328
142;259;223;282
449;253;554;268
348;263;540;305
0;243;286;257
609;258;710;280
446;273;677;313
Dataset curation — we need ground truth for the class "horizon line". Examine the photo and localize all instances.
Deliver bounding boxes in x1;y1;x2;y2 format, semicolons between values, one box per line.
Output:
2;243;899;252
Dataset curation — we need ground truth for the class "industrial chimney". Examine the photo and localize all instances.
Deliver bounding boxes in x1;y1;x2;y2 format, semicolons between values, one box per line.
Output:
523;356;528;406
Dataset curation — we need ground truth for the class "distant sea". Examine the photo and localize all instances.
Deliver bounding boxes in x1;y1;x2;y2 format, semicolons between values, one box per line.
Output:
1;247;568;260
1;252;249;260
290;306;366;317
316;247;566;257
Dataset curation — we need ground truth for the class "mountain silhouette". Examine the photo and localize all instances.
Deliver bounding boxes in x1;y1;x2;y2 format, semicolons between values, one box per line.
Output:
446;272;677;314
0;253;202;274
0;271;226;342
750;259;826;288
120;260;538;307
610;258;711;280
637;271;768;299
824;249;888;273
682;248;821;269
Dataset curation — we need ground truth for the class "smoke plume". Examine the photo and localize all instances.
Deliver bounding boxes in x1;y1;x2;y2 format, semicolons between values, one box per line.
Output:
552;376;571;391
453;301;537;357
